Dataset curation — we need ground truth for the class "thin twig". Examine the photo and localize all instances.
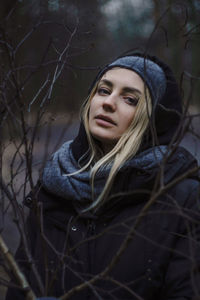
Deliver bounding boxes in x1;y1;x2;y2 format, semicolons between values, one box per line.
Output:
0;235;36;300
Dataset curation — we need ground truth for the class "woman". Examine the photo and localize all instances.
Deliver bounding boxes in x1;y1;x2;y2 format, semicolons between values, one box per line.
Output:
6;53;200;300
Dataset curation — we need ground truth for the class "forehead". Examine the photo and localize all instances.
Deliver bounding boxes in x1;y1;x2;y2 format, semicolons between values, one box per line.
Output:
100;67;145;94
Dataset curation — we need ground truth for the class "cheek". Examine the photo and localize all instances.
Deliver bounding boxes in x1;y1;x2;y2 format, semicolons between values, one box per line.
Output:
88;101;97;129
120;109;136;130
88;106;94;125
89;97;97;117
88;109;92;130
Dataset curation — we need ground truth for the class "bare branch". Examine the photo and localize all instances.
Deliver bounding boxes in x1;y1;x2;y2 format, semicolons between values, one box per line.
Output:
0;235;36;300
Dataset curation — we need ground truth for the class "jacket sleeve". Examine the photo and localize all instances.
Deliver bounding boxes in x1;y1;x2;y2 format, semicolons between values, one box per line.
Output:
6;194;40;300
161;179;200;300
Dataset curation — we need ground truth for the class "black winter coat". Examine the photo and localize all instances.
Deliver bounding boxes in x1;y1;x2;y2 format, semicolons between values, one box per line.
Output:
6;145;200;300
5;54;200;299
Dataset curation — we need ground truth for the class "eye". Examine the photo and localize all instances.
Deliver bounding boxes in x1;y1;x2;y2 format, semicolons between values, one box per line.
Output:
124;96;139;106
97;87;110;95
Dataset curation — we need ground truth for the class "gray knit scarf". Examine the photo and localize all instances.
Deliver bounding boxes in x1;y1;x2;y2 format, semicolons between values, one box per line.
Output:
42;141;168;203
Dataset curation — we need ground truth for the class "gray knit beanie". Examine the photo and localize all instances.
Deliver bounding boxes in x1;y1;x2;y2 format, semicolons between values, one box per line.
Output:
95;56;167;105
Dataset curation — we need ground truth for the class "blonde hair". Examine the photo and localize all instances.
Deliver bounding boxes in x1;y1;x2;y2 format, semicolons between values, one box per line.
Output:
79;73;152;211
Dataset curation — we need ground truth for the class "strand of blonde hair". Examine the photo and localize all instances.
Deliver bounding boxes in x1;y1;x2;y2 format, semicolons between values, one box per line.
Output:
81;84;152;211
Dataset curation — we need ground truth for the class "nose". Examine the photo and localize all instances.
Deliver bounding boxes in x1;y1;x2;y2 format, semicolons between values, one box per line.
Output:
102;93;117;112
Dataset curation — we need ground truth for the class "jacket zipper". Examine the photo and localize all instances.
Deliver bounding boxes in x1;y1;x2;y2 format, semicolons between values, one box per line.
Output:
87;220;96;299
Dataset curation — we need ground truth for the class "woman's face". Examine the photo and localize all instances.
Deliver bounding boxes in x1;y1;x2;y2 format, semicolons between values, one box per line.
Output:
88;67;145;152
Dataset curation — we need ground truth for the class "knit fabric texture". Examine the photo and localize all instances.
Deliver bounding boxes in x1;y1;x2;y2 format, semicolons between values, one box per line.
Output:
42;141;169;204
95;56;167;105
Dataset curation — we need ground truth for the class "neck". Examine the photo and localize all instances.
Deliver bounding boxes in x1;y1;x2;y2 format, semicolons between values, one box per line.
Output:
101;143;115;154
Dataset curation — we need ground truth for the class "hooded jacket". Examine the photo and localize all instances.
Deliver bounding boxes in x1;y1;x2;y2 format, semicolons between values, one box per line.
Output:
6;54;200;300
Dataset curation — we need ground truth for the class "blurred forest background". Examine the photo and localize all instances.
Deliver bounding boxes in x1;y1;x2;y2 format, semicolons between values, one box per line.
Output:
1;0;200;112
0;0;200;299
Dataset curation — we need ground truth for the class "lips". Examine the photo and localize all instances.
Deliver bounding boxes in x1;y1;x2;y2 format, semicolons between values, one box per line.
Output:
95;114;117;126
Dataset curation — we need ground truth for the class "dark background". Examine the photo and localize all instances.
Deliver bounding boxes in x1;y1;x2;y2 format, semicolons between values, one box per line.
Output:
0;1;200;299
1;0;200;113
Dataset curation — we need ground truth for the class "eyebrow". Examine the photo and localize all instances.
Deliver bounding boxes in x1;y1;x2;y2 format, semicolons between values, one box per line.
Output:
99;79;142;95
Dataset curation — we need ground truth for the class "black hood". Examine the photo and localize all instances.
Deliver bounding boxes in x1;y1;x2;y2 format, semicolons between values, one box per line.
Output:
72;53;183;161
136;53;183;147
